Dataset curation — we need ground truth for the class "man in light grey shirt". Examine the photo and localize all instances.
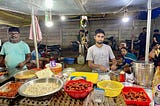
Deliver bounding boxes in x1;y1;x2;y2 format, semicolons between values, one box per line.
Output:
86;29;117;73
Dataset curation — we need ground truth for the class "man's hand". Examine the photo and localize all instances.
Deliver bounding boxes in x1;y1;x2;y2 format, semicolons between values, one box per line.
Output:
111;58;117;71
88;60;108;72
16;62;25;69
0;55;5;67
98;65;108;72
111;64;117;71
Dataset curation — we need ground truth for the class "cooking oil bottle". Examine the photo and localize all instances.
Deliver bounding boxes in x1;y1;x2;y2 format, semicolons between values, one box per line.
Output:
152;66;160;105
77;54;85;65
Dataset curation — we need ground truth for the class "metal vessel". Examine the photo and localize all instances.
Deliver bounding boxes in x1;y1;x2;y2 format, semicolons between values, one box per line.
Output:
132;61;154;88
18;77;63;98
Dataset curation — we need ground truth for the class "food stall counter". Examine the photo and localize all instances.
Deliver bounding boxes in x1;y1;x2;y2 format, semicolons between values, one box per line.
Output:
0;68;23;85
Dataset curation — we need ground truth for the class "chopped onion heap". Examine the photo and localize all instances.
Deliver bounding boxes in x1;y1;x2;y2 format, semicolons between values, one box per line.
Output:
23;83;59;96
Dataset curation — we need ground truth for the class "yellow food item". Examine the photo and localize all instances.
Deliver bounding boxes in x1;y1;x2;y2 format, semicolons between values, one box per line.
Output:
16;74;35;79
15;71;36;79
35;68;53;78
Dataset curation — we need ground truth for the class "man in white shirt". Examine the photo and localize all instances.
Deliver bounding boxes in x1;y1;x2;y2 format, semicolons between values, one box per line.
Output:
86;29;117;73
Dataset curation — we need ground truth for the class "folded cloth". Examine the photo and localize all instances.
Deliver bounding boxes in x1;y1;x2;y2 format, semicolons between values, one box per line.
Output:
29;16;42;41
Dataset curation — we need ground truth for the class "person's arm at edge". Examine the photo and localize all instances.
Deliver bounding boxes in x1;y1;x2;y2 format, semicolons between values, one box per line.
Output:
23;53;31;64
149;49;155;59
153;37;157;43
0;55;5;67
0;55;4;62
17;53;31;68
110;58;117;71
88;60;99;69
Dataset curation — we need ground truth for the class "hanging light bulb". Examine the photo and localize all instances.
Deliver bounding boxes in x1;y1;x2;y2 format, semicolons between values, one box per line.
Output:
60;15;66;21
122;17;129;22
46;21;53;27
45;10;53;27
122;9;129;23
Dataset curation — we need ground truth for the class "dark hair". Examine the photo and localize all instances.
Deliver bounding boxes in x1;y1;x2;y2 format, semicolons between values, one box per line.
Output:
152;42;159;47
120;47;128;51
8;27;20;33
143;27;146;30
154;29;159;32
95;29;105;36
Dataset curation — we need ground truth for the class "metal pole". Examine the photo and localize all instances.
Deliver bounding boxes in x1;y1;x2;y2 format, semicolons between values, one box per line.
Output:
118;23;122;44
31;7;39;68
131;19;135;51
145;0;152;63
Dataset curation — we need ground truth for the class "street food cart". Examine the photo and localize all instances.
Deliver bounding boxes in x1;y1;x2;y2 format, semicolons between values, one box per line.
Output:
0;0;160;106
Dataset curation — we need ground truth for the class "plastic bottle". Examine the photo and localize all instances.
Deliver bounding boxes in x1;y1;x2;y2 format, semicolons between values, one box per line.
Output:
49;56;56;67
119;71;125;82
152;67;160;106
77;54;85;64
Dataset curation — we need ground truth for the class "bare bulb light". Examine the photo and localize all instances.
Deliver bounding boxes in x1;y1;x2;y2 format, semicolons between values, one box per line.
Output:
60;16;66;21
122;17;129;23
45;21;53;27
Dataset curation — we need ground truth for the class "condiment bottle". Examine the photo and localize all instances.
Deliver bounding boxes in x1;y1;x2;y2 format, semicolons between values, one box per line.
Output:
77;54;85;64
49;56;56;67
152;67;160;106
119;71;125;82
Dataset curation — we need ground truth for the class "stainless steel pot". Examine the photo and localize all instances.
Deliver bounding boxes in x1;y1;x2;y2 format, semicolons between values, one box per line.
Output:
132;61;154;88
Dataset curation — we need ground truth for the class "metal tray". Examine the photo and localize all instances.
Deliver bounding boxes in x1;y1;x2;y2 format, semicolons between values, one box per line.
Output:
14;70;37;82
0;81;22;99
18;77;63;98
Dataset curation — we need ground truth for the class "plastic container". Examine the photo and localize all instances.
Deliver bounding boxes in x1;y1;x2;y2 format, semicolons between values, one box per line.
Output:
64;79;93;99
45;63;62;75
64;58;75;64
122;87;151;106
97;80;124;97
91;88;105;103
77;55;85;64
132;61;154;87
63;68;76;76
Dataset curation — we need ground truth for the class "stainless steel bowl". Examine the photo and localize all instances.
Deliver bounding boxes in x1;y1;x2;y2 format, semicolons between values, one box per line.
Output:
18;77;63;98
63;67;75;75
14;70;37;82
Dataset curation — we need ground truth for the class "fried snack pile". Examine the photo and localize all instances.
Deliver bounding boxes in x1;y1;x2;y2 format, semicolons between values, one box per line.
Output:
123;90;147;101
0;82;22;97
65;81;90;91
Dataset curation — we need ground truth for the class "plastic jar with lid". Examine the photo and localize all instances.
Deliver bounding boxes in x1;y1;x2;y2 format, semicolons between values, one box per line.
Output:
91;88;105;103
